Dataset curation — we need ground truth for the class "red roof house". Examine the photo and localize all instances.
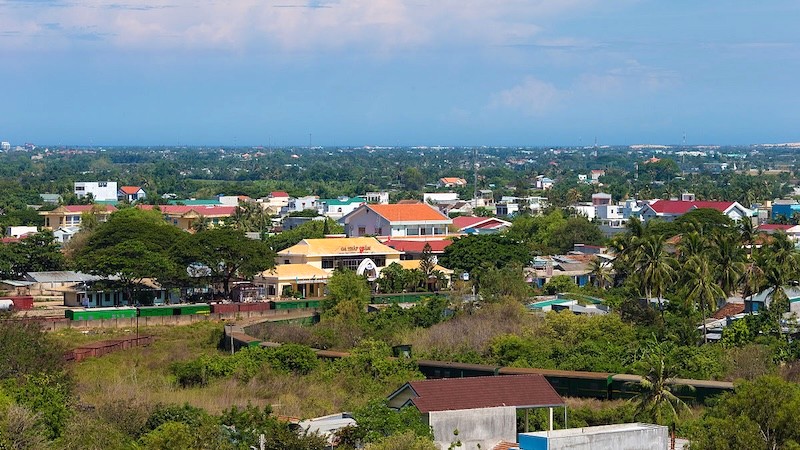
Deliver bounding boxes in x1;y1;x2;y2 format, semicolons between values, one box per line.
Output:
640;200;750;222
387;375;564;449
117;186;146;202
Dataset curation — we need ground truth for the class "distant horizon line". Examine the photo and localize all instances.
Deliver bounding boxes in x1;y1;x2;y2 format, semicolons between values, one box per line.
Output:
4;141;800;149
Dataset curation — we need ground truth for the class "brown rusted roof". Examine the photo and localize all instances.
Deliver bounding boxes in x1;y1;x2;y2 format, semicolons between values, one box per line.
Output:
402;375;564;413
493;441;519;450
713;302;745;319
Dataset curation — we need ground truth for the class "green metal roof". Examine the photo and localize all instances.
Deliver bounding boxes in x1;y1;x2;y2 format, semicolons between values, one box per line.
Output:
321;197;366;206
168;199;222;206
527;298;572;309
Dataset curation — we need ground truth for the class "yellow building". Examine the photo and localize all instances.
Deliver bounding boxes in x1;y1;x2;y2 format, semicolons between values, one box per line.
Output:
257;237;402;298
40;204;117;230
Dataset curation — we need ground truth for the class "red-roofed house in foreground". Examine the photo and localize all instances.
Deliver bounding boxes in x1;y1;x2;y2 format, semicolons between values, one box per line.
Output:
639;199;751;223
341;203;452;239
387;375;565;450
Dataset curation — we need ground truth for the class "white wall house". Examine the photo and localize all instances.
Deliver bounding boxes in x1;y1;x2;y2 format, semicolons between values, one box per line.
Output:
639;200;751;223
74;181;118;202
317;197;366;220
281;196;319;215
341;203;452;238
423;192;459;204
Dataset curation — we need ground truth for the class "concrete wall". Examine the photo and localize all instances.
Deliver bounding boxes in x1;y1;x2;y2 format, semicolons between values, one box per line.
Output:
33;308;315;332
519;424;668;450
428;406;516;450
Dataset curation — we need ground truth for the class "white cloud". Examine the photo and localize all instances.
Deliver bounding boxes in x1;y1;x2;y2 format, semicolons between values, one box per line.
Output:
489;77;563;115
0;0;602;52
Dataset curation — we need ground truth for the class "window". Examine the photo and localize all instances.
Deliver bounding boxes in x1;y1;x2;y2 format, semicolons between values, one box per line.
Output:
322;258;334;269
75;186;85;191
358;226;366;236
98;182;107;187
420;228;428;235
284;259;290;264
376;227;382;235
407;228;419;236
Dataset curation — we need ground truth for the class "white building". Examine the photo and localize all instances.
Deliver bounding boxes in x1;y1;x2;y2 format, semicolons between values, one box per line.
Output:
363;191;390;204
74;181;118;202
423;192;459;204
6;226;38;238
518;423;668;450
317;197;366;220
0;142;10;151
281;196;319;215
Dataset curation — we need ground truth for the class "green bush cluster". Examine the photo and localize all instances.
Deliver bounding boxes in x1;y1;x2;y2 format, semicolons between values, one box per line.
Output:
172;344;320;387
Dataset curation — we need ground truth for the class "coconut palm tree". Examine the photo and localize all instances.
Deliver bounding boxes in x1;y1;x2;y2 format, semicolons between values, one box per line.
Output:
712;233;746;298
635;235;676;314
683;255;725;343
677;231;706;265
739;219;757;259
589;257;613;290
631;337;692;426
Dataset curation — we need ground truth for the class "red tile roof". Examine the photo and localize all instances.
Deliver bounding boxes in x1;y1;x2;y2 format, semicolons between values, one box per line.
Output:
63;205;117;213
404;375;564;413
493;442;519;450
648;200;735;215
452;216;510;230
383;239;452;253
119;186;143;195
138;205;237;216
368;204;449;222
713;302;745;320
270;191;289;198
440;177;467;184
758;224;794;231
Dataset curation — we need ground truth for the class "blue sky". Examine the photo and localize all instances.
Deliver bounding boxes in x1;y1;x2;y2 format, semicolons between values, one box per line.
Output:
1;0;799;146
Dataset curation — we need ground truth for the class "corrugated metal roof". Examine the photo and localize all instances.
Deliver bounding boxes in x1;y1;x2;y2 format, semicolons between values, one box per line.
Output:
24;271;106;283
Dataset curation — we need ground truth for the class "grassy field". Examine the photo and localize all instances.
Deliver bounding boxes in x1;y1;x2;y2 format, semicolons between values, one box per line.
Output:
60;321;399;419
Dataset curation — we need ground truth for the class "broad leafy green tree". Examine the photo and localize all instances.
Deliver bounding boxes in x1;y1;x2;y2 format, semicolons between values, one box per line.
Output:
74;208;184;305
179;228;274;299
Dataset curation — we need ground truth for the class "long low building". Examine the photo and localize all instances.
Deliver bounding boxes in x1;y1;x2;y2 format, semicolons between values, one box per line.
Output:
256;237;403;298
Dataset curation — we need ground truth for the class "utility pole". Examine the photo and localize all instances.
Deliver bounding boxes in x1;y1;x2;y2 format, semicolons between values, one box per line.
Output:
473;148;478;207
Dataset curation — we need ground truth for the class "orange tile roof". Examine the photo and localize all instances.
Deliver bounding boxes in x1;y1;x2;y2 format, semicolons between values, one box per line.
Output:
368;204;449;222
119;186;143;195
493;442;519;450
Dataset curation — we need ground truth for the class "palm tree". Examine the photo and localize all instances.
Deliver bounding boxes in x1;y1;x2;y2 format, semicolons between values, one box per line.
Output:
683;255;725;343
631;337;692;426
635;235;676;314
609;231;640;286
589;257;613;290
739;219;757;259
712;233;746;298
677;231;706;265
